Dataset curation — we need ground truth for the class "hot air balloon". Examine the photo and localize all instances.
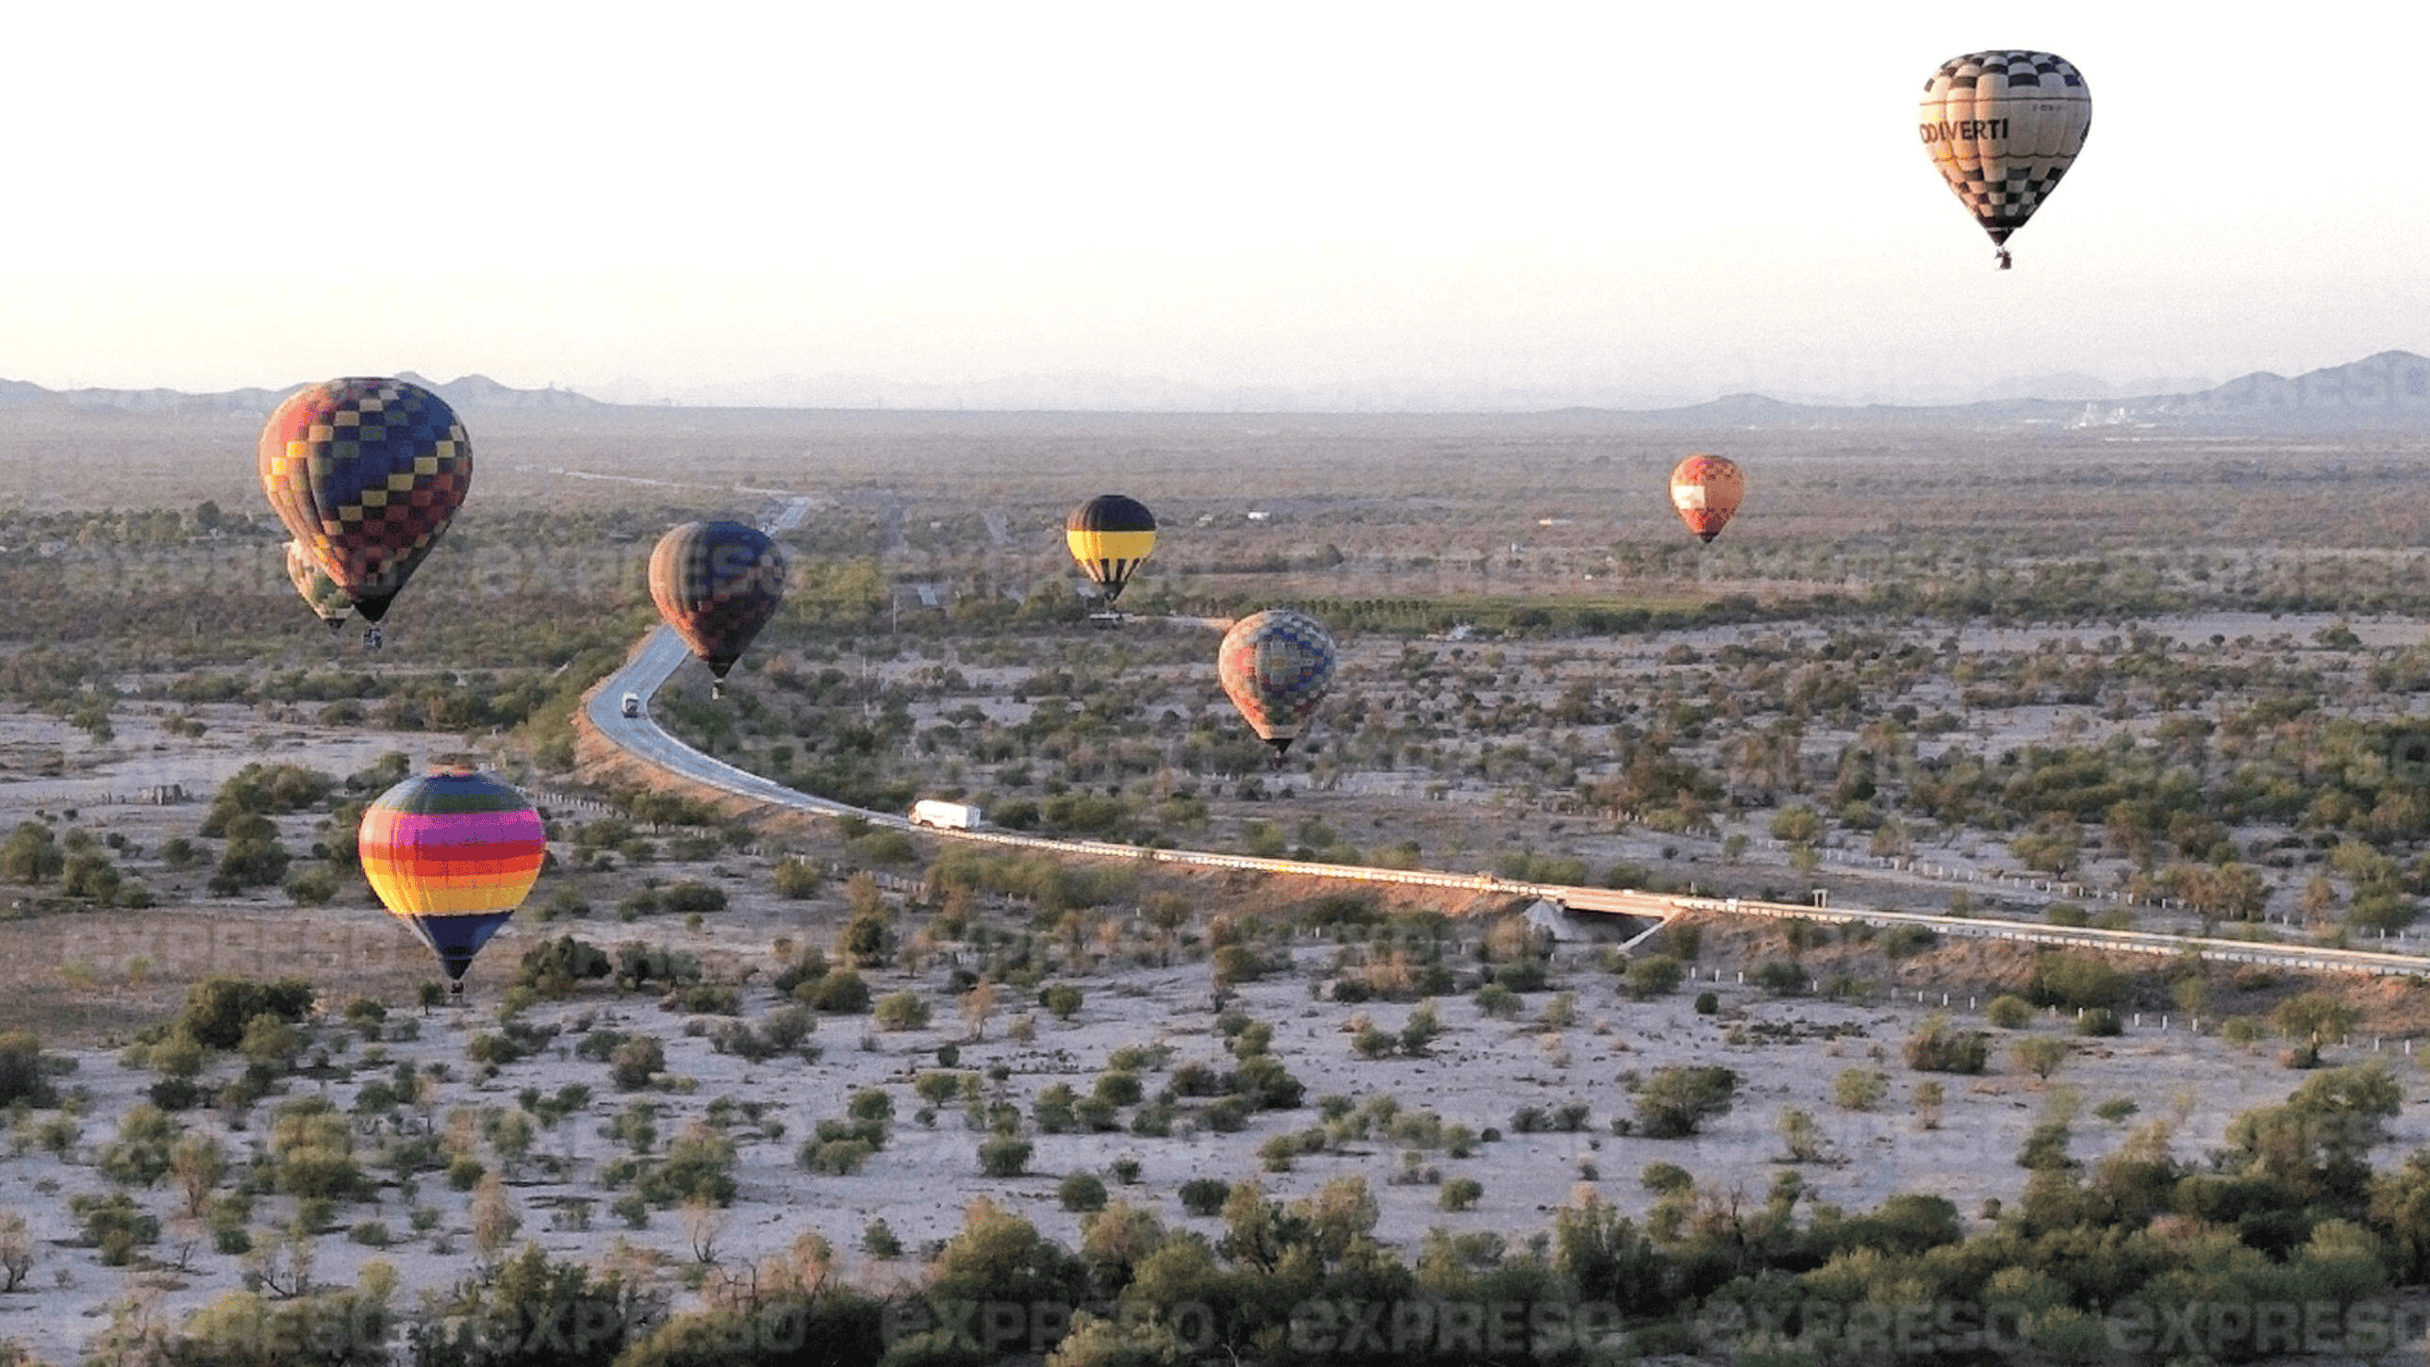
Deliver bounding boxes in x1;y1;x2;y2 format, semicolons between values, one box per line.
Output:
1219;608;1336;761
648;521;788;697
1669;455;1745;544
1918;50;2091;269
1065;494;1157;609
359;760;546;994
258;378;471;642
283;539;352;633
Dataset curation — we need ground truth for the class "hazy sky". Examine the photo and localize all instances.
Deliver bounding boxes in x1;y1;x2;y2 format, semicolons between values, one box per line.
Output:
6;3;2425;407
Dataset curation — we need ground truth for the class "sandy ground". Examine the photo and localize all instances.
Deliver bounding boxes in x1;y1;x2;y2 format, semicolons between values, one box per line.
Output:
8;910;2430;1364
5;702;2430;1363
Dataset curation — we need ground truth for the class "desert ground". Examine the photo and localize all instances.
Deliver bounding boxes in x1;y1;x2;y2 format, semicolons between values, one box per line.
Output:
2;696;2430;1364
3;405;2430;1362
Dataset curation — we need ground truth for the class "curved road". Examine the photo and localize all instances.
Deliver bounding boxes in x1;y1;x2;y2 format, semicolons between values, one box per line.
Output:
590;627;2430;980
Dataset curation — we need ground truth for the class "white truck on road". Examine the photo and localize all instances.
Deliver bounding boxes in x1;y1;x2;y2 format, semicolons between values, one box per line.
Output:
909;799;983;830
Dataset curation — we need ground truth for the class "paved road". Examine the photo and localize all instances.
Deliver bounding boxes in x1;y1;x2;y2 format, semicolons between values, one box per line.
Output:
590;632;2430;979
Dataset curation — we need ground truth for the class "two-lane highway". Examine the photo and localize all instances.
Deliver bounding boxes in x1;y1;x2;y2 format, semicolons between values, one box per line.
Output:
588;634;2430;980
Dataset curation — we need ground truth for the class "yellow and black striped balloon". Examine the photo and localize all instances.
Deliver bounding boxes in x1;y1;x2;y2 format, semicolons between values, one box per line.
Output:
1064;494;1157;606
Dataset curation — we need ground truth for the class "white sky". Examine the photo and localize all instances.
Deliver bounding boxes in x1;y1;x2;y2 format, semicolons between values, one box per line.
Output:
4;2;2424;406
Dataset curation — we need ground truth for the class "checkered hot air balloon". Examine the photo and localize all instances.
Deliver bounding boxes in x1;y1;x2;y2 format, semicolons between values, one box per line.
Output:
1919;51;2091;269
1669;454;1745;544
648;521;788;697
1065;494;1157;608
1219;608;1336;762
259;378;470;627
359;762;546;994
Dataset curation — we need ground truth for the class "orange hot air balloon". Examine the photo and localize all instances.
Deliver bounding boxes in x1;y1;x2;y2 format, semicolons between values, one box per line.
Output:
1669;455;1745;544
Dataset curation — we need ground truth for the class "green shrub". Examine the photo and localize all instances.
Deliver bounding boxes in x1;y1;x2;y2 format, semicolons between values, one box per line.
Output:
1179;1178;1231;1216
872;992;931;1031
1904;1015;1990;1074
1058;1173;1109;1212
977;1136;1032;1177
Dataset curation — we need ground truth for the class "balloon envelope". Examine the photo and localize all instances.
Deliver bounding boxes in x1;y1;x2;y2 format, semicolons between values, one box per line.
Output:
1065;494;1157;606
1219;608;1336;756
648;521;788;680
1918;51;2091;266
284;539;352;631
1669;454;1745;543
359;764;545;986
259;378;470;622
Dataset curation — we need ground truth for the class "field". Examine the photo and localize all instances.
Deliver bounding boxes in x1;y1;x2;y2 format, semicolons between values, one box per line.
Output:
4;404;2430;1364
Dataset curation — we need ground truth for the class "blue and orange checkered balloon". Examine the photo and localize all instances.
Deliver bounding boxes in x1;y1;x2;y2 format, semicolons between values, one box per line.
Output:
259;377;470;623
1219;608;1336;758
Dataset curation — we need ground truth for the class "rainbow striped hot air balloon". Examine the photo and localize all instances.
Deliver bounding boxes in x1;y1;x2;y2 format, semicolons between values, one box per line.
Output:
359;761;545;993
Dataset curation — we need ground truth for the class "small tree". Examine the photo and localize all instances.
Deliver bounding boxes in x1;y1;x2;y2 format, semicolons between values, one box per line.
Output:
1832;1068;1888;1112
873;992;931;1031
1634;1066;1739;1139
2014;1036;2069;1081
1778;1107;1829;1162
1904;1014;1990;1074
1624;954;1684;1000
978;1135;1032;1178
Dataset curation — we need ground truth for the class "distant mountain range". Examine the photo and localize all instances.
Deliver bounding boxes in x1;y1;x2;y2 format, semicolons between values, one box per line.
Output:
0;371;604;417
1;353;2425;431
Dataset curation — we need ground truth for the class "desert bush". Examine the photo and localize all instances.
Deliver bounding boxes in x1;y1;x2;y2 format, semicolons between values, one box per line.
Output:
1833;1068;1888;1111
609;1035;667;1090
1624;954;1684;1000
1179;1178;1231;1216
1986;994;2035;1029
1058;1173;1109;1212
0;1031;57;1108
872;992;931;1031
1641;1162;1694;1196
1752;959;1809;995
2028;953;2128;1010
978;1135;1032;1177
1634;1066;1738;1139
176;977;314;1050
2014;1036;2068;1079
1904;1015;1990;1074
